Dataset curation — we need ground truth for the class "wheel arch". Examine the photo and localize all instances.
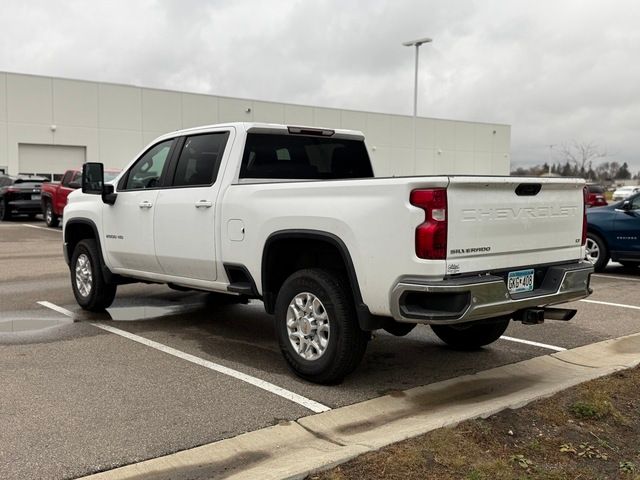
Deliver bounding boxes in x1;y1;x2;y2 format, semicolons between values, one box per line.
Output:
261;229;386;331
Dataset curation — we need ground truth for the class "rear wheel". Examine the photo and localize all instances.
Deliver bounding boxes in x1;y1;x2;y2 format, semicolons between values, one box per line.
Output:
431;317;510;350
71;239;117;311
0;200;11;221
585;233;609;272
44;202;60;227
275;268;369;384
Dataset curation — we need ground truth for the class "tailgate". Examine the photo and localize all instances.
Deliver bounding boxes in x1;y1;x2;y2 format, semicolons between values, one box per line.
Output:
446;177;584;274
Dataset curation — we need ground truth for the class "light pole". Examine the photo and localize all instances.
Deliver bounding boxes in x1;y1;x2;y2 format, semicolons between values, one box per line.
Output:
403;37;432;172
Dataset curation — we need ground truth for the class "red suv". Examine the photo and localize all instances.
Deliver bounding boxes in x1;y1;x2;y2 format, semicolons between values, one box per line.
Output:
586;184;608;208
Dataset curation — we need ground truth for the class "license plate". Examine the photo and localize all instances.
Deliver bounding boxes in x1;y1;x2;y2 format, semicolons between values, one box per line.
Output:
507;269;534;294
31;194;41;200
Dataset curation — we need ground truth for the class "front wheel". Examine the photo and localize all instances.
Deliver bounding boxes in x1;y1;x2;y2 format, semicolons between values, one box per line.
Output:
275;268;369;384
44;202;60;227
431;317;510;350
71;239;117;311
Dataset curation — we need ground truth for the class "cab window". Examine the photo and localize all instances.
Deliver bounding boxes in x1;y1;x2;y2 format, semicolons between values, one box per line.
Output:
172;132;230;187
122;140;173;190
61;171;73;187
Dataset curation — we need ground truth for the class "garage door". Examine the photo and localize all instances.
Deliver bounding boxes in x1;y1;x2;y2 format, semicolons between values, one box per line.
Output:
18;144;86;179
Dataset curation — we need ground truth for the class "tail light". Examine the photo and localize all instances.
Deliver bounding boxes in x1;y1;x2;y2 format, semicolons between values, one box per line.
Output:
582;186;588;245
410;188;447;259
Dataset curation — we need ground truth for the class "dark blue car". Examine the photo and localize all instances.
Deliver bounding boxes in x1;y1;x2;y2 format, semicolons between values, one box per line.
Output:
586;192;640;271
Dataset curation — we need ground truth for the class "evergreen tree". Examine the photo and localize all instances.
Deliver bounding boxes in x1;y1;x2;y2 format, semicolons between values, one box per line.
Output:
616;162;631;179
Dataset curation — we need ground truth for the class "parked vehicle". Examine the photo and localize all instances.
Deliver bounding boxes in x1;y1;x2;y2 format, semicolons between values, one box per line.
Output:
0;175;49;220
63;123;593;383
585;192;640;271
41;168;119;227
585;184;608;208
612;185;640;202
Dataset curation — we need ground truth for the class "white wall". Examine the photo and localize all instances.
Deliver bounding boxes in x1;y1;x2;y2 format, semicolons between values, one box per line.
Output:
0;71;511;176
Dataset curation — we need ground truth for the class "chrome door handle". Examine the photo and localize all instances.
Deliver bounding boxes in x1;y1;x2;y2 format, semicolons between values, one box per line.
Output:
138;201;153;209
195;200;213;208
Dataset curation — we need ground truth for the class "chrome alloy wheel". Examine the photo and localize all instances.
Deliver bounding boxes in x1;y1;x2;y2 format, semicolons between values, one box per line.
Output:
45;204;53;224
286;292;330;361
585;237;600;265
75;253;93;297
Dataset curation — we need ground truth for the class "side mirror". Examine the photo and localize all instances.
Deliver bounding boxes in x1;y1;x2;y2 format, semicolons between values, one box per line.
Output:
82;162;117;205
622;200;632;211
82;163;104;194
68;181;81;189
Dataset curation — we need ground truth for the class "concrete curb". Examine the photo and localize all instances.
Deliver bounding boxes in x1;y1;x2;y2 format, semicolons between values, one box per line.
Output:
80;332;640;480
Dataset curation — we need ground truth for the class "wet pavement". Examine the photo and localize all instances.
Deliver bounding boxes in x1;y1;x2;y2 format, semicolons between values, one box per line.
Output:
1;220;639;480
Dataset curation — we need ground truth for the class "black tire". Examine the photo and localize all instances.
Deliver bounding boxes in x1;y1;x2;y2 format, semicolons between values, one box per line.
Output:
0;200;11;221
70;239;117;311
383;321;417;337
585;232;609;272
431;317;510;350
44;201;60;227
275;268;369;384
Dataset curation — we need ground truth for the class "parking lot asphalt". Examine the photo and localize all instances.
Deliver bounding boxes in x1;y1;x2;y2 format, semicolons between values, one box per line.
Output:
1;220;639;480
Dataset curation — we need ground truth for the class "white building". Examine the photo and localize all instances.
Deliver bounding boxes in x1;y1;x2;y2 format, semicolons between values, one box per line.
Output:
0;71;510;179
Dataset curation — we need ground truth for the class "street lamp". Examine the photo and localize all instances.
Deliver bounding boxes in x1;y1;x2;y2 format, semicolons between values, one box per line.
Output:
403;37;432;170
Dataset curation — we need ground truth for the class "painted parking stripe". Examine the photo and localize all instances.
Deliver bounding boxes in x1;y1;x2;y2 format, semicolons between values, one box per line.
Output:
22;224;62;233
580;299;640;311
37;300;330;412
592;274;640;282
500;335;566;352
91;322;331;413
37;301;75;318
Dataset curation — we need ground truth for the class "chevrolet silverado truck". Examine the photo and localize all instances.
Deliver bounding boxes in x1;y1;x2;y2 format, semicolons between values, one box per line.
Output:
41;168;119;227
63;123;593;383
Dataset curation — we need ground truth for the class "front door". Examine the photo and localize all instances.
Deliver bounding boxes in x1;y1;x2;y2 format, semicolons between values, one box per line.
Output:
154;130;232;281
613;194;640;259
102;139;174;274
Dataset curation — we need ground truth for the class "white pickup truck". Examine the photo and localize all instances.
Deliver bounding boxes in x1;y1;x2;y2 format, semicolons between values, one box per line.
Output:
63;122;593;383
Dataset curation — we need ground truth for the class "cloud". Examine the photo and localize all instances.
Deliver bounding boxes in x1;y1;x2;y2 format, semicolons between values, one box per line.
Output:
1;0;638;172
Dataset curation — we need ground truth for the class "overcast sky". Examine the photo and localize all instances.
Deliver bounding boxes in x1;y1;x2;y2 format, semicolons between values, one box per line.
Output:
1;0;639;173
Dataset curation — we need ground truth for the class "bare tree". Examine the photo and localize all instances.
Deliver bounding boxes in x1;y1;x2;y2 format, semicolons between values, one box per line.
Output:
559;141;607;175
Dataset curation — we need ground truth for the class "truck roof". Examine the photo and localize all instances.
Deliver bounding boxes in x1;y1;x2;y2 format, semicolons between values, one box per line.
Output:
156;122;365;141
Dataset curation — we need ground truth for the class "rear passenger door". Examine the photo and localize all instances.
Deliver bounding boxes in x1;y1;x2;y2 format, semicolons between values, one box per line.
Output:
154;130;232;281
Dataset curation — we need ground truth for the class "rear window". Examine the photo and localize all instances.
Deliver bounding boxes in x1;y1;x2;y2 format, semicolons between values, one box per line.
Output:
239;133;373;180
587;185;604;194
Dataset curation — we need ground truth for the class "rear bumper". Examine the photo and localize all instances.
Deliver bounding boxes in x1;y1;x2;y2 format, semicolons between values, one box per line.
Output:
390;261;593;325
7;199;42;213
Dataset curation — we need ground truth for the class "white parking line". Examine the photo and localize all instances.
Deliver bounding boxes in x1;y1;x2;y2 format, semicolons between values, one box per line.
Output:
37;301;75;318
22;224;62;233
500;335;566;352
580;299;640;311
92;322;331;413
592;274;640;282
36;299;330;412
